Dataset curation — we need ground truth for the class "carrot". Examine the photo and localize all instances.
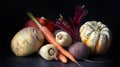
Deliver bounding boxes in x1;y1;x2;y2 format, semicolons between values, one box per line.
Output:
27;12;80;65
58;53;67;63
40;26;80;64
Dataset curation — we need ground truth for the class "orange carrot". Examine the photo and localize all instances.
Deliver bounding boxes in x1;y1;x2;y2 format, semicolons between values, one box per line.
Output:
40;26;79;65
27;12;80;65
58;53;67;63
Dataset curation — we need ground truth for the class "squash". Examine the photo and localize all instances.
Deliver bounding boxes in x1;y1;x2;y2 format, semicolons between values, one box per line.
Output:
79;21;111;55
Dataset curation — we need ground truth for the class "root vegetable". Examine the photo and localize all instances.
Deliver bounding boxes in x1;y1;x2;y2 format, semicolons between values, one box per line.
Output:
55;6;88;42
27;12;79;65
68;42;91;60
11;27;44;56
58;53;67;63
56;31;72;47
68;42;110;63
38;44;58;60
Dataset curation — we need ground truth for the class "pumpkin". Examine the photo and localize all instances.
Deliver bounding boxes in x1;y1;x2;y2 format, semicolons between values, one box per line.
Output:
79;21;111;55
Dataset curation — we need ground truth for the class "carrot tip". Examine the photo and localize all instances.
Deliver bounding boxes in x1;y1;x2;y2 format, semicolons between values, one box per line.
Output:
75;61;80;66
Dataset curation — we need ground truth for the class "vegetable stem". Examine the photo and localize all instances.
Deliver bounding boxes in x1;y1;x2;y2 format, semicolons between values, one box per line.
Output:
27;12;42;27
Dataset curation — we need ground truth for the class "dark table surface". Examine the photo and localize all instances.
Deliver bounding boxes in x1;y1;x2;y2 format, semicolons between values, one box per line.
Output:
1;53;120;67
0;51;120;67
0;0;120;67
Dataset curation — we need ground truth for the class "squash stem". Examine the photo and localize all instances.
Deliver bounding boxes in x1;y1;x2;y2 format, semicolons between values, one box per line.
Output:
27;12;42;28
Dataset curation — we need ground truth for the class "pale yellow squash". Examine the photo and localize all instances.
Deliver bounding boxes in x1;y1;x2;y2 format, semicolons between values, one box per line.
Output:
79;21;111;55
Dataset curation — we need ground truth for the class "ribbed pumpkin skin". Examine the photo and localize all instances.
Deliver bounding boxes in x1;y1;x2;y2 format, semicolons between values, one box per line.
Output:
79;21;111;55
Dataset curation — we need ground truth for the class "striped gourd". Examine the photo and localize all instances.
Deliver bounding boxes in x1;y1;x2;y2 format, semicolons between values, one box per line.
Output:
79;21;111;55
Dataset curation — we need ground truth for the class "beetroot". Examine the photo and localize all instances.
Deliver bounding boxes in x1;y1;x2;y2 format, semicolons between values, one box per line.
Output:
68;42;91;60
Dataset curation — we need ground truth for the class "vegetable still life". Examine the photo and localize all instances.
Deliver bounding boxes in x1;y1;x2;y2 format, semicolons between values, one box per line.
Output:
10;5;112;65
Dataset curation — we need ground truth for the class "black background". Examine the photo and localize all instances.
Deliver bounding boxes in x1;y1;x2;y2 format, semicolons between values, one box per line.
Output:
0;0;120;67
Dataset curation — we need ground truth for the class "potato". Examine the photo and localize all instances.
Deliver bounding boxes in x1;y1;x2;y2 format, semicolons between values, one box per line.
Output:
11;27;44;56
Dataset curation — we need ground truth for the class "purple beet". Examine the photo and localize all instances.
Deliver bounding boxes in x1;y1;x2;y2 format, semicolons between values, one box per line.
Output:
68;42;91;60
